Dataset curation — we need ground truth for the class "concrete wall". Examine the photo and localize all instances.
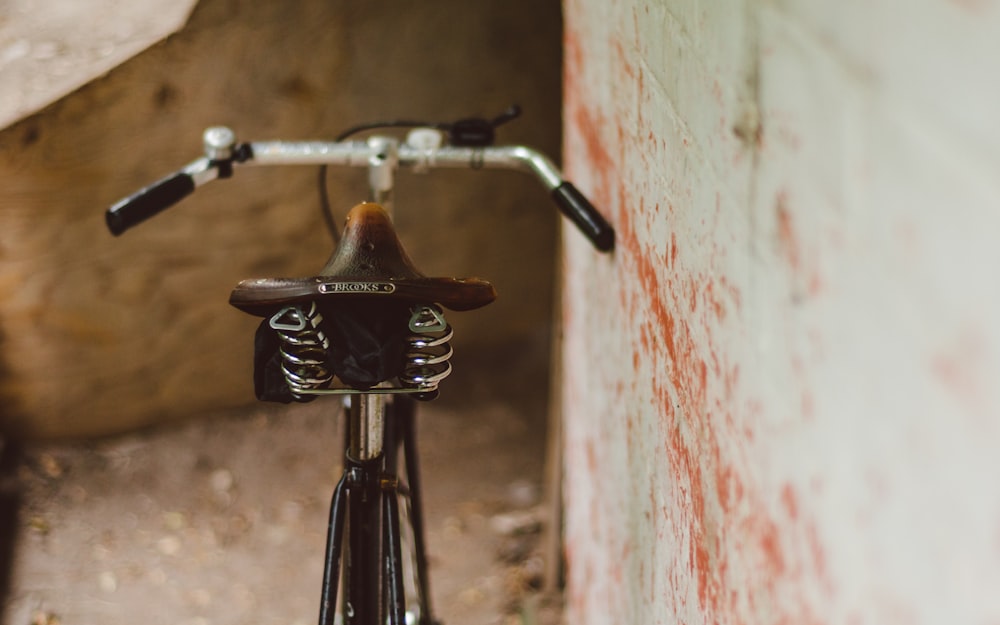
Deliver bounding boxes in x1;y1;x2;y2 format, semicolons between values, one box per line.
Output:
561;1;1000;623
0;1;562;439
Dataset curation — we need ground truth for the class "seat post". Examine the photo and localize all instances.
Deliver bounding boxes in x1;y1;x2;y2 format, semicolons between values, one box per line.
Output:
348;391;386;462
366;136;399;217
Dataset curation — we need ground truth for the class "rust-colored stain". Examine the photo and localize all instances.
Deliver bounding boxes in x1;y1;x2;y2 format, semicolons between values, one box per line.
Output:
776;191;801;271
758;517;787;576
775;190;828;299
950;0;990;12
781;483;800;520
563;9;835;625
564;25;615;212
616;174;739;619
930;327;989;415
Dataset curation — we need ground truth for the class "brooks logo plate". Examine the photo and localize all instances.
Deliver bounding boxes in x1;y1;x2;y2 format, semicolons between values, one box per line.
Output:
318;281;396;294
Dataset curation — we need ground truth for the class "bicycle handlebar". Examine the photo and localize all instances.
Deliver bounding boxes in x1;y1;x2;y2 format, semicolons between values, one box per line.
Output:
105;159;215;235
551;182;614;252
105;127;615;251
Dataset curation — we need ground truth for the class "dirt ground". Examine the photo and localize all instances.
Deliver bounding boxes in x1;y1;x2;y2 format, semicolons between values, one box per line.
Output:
0;342;563;625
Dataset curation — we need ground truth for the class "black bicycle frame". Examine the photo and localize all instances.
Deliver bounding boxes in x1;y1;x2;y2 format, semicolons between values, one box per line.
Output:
318;395;433;625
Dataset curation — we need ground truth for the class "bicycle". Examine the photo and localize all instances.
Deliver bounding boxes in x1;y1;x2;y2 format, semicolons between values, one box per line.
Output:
105;106;614;625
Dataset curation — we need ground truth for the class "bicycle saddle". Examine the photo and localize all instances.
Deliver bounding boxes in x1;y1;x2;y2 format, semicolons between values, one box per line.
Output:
229;202;497;315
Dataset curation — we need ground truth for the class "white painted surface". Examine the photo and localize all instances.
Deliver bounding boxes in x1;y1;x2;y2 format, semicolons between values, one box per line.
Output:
561;1;1000;623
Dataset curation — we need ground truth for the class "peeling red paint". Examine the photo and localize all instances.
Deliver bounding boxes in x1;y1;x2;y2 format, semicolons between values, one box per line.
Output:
614;162;741;620
806;523;832;595
775;191;800;271
716;465;744;513
950;0;991;13
781;484;799;520
758;518;786;576
808;271;825;297
569;103;614;210
930;327;989;413
562;6;845;625
802;392;816;419
774;191;830;302
704;281;727;322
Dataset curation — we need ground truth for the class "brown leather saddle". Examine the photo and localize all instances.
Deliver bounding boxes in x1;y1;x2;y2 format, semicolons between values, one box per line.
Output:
230;202;497;315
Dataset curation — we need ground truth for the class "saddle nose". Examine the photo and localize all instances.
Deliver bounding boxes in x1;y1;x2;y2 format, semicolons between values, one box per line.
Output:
230;202;497;315
319;202;427;282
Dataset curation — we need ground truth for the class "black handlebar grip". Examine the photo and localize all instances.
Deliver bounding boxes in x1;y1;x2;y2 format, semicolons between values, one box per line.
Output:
105;172;196;236
551;182;615;252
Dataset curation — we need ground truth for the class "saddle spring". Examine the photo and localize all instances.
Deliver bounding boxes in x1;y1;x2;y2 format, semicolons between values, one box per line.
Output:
401;305;454;397
268;302;334;400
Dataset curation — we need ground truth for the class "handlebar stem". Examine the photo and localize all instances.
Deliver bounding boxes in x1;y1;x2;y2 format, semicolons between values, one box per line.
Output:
366;136;399;214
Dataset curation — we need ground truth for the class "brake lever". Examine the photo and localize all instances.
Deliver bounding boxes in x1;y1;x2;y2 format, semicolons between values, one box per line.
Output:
445;104;522;147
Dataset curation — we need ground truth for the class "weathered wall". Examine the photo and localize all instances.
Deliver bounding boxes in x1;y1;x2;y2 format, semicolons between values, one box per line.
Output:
561;1;1000;624
0;0;562;439
0;0;196;128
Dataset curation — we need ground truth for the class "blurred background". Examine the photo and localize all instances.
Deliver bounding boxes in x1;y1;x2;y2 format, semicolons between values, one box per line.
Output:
0;1;568;624
0;0;564;439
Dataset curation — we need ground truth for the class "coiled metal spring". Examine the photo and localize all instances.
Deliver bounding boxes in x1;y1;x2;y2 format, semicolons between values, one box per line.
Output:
269;302;334;399
401;305;453;393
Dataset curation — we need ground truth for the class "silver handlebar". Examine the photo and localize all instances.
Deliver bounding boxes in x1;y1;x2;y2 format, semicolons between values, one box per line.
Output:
106;125;614;251
190;126;564;190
